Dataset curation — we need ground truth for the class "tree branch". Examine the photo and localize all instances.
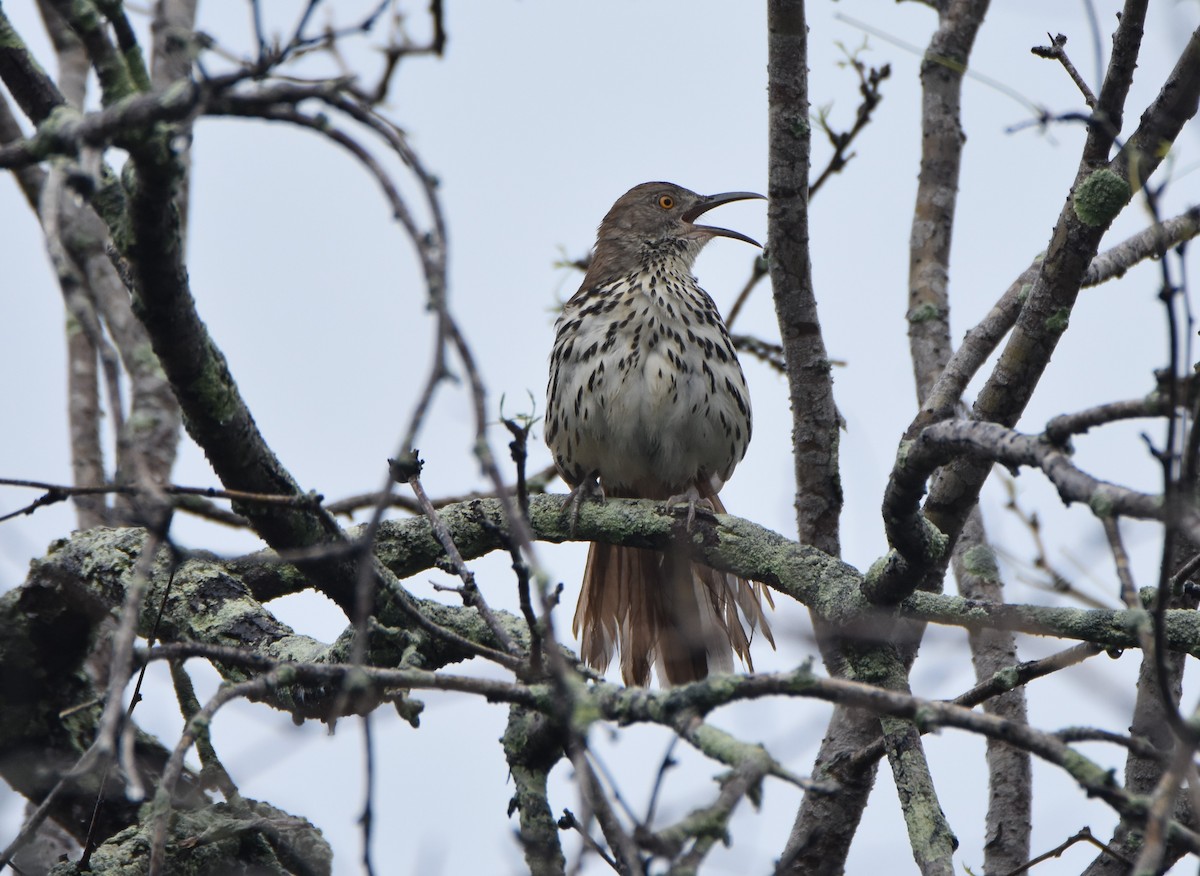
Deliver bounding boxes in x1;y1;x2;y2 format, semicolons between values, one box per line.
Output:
916;22;1200;578
767;0;842;556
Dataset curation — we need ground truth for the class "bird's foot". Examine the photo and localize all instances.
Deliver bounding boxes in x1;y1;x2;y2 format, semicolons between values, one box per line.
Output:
663;489;715;532
561;476;605;536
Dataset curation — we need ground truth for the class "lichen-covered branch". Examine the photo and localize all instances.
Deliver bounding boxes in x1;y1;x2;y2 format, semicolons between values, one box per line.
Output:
921;20;1200;569
9;488;1200;871
767;0;842;556
911;208;1200;438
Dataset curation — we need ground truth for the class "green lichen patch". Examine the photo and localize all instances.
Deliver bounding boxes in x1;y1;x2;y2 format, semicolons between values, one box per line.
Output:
186;350;240;427
908;302;943;324
1044;307;1071;333
1088;491;1115;518
989;665;1021;691
863;553;893;592
1073;168;1130;227
961;543;1000;583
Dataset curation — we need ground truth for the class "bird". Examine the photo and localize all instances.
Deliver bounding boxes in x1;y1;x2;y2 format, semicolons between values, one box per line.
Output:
546;181;774;686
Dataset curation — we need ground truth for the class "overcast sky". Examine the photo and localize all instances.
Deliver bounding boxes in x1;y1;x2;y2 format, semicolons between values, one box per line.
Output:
3;2;1200;873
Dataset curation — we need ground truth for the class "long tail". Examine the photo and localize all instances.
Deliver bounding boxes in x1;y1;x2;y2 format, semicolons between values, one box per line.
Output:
573;507;774;686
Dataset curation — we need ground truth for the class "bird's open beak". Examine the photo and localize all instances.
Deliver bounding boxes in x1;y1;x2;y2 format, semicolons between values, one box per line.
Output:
682;191;766;247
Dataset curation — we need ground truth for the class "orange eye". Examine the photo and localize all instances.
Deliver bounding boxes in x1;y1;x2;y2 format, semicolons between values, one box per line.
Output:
658;194;675;209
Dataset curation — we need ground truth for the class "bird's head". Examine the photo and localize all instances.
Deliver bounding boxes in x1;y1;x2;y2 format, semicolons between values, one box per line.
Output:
587;182;765;281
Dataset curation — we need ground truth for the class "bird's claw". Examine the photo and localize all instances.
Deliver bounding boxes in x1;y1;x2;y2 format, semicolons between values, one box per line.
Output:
663;492;715;532
562;476;605;536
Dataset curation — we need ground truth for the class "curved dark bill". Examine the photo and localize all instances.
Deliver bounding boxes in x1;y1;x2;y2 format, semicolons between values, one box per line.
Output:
682;191;766;247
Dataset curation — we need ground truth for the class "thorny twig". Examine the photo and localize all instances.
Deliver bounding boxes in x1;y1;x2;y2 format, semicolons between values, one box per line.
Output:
1032;33;1099;109
731;332;787;373
810;46;890;197
502;414;546;674
393;452;521;658
1000;827;1130;876
324;463;559;518
726;51;888;330
1000;476;1111;610
0;477;324;524
559;808;620;875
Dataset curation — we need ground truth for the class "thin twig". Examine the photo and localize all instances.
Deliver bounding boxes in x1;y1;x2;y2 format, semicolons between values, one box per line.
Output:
169;661;238;799
358;714;377;876
325;464;559;518
502;416;544;674
1053;727;1164;761
845;641;1104;771
559;808;620;875
1032;33;1099;108
0;477;324;524
568;745;643;875
1044;393;1177;445
397;456;520;657
727;46;889;329
149;673;281;876
1102;516;1141;608
642;737;679;829
1000;827;1130;876
1141;174;1200;749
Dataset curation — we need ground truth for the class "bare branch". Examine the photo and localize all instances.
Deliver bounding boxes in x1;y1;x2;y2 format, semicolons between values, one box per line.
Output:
395;456;521;658
1005;827;1131;876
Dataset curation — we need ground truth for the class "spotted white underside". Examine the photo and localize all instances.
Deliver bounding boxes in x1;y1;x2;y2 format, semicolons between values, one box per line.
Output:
547;260;751;497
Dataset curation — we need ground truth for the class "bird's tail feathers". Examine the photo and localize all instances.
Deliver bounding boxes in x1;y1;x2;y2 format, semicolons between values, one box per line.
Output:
574;538;774;686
